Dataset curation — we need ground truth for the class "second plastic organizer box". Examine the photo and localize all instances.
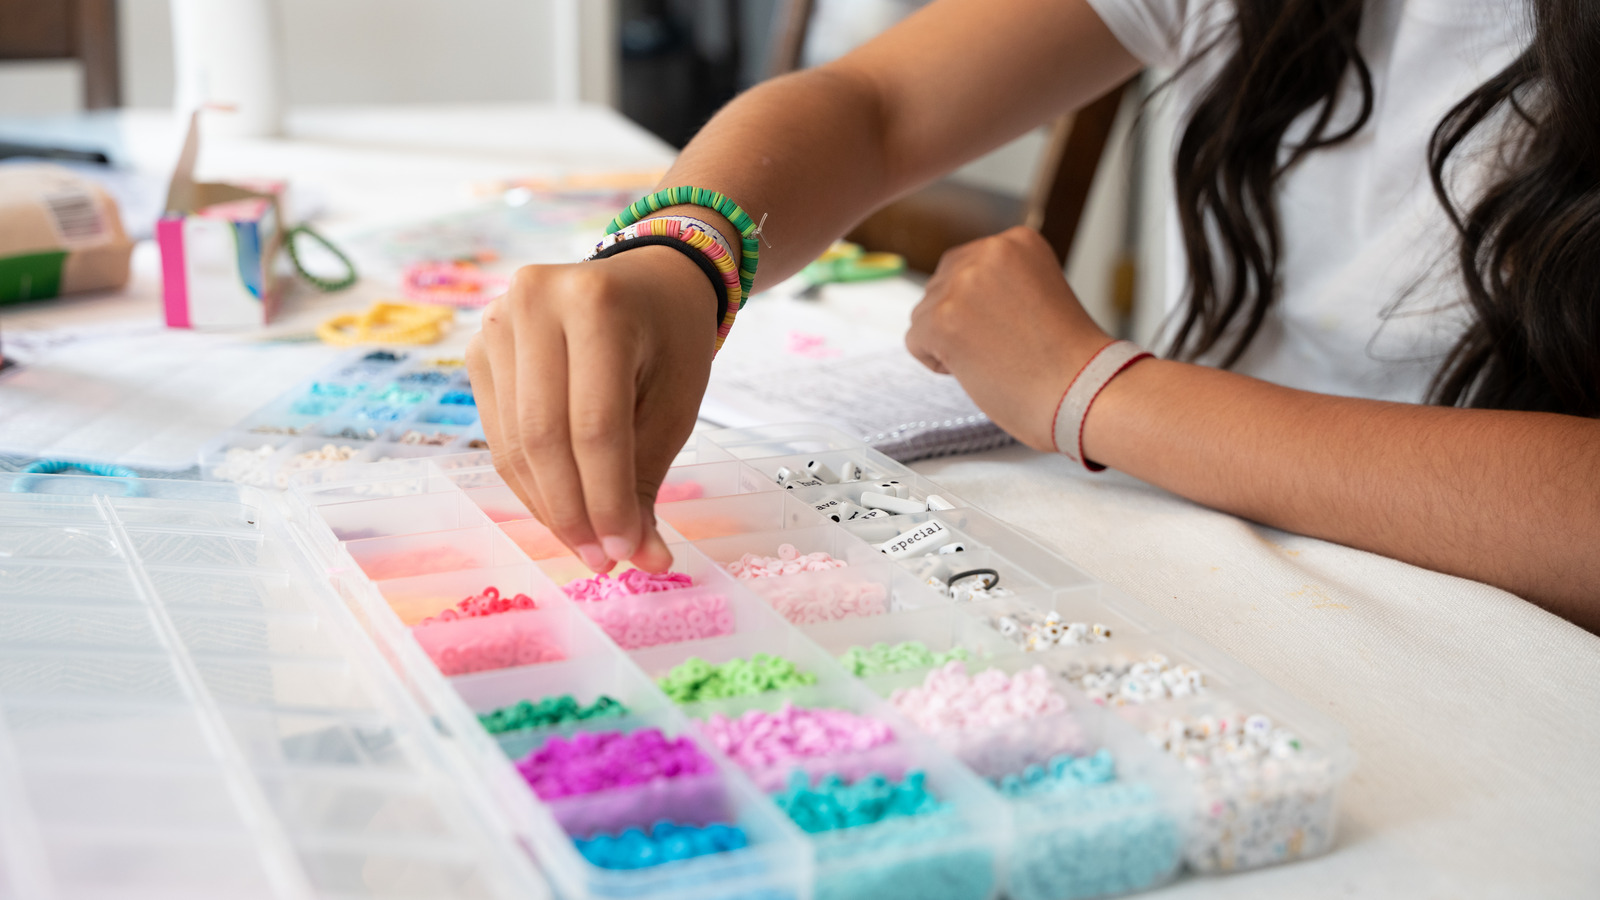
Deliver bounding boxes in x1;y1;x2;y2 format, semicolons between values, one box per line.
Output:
279;421;1354;900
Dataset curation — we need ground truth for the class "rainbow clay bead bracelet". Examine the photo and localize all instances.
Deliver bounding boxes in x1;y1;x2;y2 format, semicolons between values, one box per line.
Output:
609;187;762;347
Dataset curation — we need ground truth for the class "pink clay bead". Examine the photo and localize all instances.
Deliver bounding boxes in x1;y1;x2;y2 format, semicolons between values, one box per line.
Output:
562;569;695;602
890;661;1068;734
699;702;894;771
723;544;848;580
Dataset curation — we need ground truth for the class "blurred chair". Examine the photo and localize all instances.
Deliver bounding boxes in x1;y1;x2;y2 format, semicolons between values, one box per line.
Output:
769;0;1129;272
0;0;120;109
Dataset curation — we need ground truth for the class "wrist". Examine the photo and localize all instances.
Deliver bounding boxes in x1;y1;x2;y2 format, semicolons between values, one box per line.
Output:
1079;353;1162;469
1051;340;1152;470
599;245;724;333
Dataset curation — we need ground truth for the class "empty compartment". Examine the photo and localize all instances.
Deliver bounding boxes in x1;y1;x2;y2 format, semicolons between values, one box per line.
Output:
0;524;119;561
22;763;251;831
3;700;215;764
225;709;415;771
168;610;344;660
195;657;382;713
0;491;104;523
655;491;825;542
256;771;459;837
317;491;491;542
0;652;184;704
0;562;143;606
45;832;276;900
463;483;533;523
376;563;559;626
345;526;526;581
145;569;310;614
125;528;284;569
0;604;161;652
110;496;264;530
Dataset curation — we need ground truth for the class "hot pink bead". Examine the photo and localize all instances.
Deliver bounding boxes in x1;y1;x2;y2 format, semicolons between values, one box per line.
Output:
418;585;539;626
656;481;705;503
516;727;715;800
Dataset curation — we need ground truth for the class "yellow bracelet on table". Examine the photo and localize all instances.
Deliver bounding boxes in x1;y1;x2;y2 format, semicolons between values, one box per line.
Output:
316;301;454;346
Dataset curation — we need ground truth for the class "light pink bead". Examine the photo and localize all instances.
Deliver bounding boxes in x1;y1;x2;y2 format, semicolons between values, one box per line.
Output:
890;662;1069;735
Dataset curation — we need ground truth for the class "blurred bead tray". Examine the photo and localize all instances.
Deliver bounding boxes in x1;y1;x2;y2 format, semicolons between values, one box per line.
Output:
200;348;485;488
280;421;1355;900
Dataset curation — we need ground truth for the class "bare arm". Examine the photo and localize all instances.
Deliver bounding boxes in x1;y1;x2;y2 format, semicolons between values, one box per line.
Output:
904;227;1600;632
1087;360;1600;627
469;0;1140;573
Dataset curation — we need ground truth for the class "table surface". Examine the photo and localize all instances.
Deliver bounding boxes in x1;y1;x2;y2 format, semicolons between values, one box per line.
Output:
2;104;1595;900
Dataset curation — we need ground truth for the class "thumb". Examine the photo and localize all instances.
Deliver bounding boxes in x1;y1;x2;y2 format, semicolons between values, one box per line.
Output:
627;491;675;572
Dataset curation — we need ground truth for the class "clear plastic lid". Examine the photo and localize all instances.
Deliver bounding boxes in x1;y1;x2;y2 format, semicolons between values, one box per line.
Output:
0;473;550;900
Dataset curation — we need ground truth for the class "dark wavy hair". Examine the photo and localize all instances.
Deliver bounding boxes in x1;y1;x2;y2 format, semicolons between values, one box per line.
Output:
1164;0;1600;416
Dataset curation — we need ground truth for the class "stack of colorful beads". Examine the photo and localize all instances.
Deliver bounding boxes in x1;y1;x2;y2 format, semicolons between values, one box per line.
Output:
418;586;538;626
478;694;627;734
698;702;895;788
998;749;1183;900
658;654;817;704
562;570;732;650
1149;711;1337;872
1058;652;1207;706
762;580;889;625
515;728;715;800
773;770;940;833
574;821;749;870
839;641;968;677
723;544;848;579
889;662;1068;734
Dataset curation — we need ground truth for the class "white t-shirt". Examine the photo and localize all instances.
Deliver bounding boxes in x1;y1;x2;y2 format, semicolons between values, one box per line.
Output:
1085;0;1530;402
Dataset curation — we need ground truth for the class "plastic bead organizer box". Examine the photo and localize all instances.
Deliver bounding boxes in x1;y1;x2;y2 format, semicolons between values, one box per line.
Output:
0;420;1353;900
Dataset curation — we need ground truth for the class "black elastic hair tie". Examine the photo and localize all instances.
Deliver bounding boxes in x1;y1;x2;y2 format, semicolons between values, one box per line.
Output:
590;234;729;327
947;568;1000;591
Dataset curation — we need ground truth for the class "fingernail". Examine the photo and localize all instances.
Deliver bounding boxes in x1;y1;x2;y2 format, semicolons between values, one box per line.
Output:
600;535;634;563
576;543;609;572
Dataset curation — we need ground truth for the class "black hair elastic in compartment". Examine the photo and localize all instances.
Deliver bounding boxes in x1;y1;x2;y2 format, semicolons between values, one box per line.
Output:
589;234;729;328
947;568;1001;591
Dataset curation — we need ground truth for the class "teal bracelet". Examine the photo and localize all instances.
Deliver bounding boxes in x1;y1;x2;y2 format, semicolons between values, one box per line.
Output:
608;187;761;305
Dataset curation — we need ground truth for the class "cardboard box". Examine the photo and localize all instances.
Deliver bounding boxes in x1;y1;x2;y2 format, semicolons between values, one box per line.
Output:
0;164;133;304
157;111;285;328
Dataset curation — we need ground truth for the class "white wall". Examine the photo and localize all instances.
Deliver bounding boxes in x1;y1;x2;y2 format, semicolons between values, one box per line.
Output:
0;0;617;115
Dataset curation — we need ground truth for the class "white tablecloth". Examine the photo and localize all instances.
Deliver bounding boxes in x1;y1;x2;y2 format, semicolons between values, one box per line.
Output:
2;104;1596;898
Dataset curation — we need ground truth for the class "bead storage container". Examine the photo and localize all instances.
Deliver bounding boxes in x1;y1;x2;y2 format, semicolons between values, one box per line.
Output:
274;420;1352;900
0;472;550;898
200;349;486;488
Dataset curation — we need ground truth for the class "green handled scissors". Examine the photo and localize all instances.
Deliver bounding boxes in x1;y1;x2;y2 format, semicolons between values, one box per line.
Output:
798;241;906;297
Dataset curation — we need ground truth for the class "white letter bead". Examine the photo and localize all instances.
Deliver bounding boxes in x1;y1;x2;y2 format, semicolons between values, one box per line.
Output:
784;477;826;490
812;495;847;516
858;491;924;515
774;466;797;486
873;480;909;499
830;501;869;523
838;461;864;482
876;519;952;558
804;460;839;483
937;542;967;556
924;494;956;511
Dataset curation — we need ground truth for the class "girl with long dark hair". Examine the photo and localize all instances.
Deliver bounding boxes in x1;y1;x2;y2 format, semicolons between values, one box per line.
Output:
466;0;1600;630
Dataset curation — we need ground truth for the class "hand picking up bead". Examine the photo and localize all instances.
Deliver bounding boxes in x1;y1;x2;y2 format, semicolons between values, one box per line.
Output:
990;608;1112;652
763;579;888;625
658;654;817;704
1149;711;1337;872
480;694;627;734
773;770;942;834
562;569;695;601
417;585;538;626
698;702;895;772
515;728;715;801
575;821;749;870
723;543;848;579
840;640;969;677
1060;652;1205;706
890;662;1067;734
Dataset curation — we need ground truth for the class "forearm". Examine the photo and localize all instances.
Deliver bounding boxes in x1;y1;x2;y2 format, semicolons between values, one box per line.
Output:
1084;360;1600;627
649;68;897;288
